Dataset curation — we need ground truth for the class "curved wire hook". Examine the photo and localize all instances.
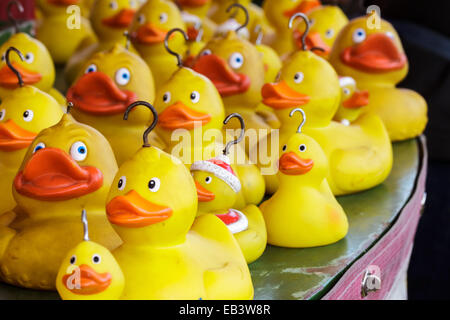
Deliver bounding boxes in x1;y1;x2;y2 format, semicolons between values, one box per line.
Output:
5;46;25;87
288;12;310;51
66;102;73;114
81;209;90;241
7;0;24;34
254;24;263;46
123;31;131;50
310;46;325;53
226;3;249;34
289;108;306;133
123;101;158;147
223;113;245;155
164;28;188;67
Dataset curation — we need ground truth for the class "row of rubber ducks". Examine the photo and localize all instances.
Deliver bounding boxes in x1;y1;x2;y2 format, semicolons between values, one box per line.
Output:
0;0;428;299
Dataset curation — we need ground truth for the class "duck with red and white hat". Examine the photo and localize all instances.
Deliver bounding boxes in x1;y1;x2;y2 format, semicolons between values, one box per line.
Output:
191;114;267;264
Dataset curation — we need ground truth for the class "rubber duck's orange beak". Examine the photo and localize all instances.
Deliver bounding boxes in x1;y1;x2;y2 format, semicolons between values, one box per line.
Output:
62;264;112;295
67;72;137;115
102;8;136;28
192;54;251;97
107;190;173;228
177;0;210;8
0;62;42;88
0;120;37;151
278;152;313;175
341;33;407;72
14;148;103;200
342;90;369;109
132;23;169;44
294;31;330;57
261;81;310;109
158;101;211;130
283;0;321;18
195;181;215;202
47;0;80;6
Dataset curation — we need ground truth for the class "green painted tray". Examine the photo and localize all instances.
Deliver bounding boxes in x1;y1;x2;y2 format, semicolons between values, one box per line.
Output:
0;138;421;299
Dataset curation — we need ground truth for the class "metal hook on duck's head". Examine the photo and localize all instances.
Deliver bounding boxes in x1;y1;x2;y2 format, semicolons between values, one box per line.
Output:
124;101;158;148
81;209;89;241
254;24;263;46
223;113;245;155
289;108;306;134
226;3;249;34
5;46;25;87
66;102;73;114
7;0;24;34
289;12;325;53
288;13;310;51
164;28;189;67
123;31;131;50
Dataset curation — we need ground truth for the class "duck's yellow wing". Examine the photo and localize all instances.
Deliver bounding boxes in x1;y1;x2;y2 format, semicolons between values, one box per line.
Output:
189;214;254;300
235;205;267;264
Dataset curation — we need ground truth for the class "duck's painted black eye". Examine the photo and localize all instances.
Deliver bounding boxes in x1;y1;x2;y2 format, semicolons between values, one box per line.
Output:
33;142;45;153
118;176;126;190
148;177;161;192
92;254;101;264
163;92;171;103
159;13;168;23
190;91;200;103
70;255;76;265
282;145;287;151
85;64;97;74
24;52;34;63
109;1;118;9
229;52;244;69
23;110;34;122
299;144;306;152
293;72;304;84
205;176;212;184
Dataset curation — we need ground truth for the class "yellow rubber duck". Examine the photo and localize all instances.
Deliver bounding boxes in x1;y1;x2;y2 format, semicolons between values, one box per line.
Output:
57;210;124;300
176;0;212;18
0;111;121;290
175;0;217;44
333;76;369;125
329;13;427;141
191;113;267;263
64;0;140;85
104;102;253;299
260;108;348;247
258;13;392;196
192;21;277;132
293;5;348;59
209;0;274;42
253;25;282;84
0;2;65;104
67;44;160;165
37;0;93;17
263;0;321;55
129;0;187;91
36;0;97;64
0;47;64;214
155;29;265;208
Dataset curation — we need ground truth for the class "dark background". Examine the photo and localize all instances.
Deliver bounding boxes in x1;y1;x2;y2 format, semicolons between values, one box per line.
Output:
328;0;450;300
